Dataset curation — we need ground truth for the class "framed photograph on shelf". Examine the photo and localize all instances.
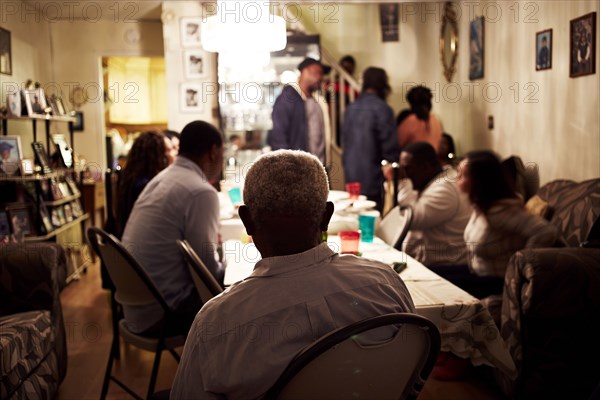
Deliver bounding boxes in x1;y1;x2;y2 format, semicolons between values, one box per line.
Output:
65;176;81;196
184;50;207;79
469;16;485;80
63;203;73;222
180;17;202;47
50;208;61;228
6;204;35;242
49;95;68;116
20;159;35;175
38;197;53;234
6;91;21;116
56;206;66;226
536;29;552;71
49;179;64;201
0;135;23;176
0;27;11;76
0;210;10;242
570;12;596;78
180;83;203;113
32;142;53;174
52;134;73;168
23;88;48;116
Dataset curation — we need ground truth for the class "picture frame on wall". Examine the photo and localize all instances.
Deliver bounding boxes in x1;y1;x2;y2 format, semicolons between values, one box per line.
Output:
180;17;202;47
6;204;35;242
379;4;399;42
72;111;84;131
0;27;11;75
570;12;596;78
180;83;203;113
536;29;552;71
0;135;23;176
23;88;48;116
469;16;485;80
184;50;207;79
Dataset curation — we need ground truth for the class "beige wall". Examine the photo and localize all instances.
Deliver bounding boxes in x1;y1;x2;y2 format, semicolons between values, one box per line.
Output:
161;1;219;133
1;1;164;172
300;1;599;184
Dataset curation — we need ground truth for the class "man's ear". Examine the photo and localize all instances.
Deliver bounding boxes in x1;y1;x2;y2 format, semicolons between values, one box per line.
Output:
238;205;255;235
319;201;335;232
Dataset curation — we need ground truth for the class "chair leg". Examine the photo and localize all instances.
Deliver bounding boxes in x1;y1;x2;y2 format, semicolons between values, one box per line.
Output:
100;337;116;400
168;348;181;363
146;340;165;400
110;291;120;360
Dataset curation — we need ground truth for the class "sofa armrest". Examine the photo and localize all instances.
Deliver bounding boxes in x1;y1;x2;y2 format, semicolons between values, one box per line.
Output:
499;247;600;398
0;243;68;383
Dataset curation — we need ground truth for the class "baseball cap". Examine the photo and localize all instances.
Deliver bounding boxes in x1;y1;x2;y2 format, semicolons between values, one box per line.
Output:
297;57;331;74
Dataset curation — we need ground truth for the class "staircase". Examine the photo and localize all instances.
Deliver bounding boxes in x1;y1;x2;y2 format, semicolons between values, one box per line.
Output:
320;47;361;191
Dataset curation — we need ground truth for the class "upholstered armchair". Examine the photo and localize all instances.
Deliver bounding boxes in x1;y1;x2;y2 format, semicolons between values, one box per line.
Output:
0;243;68;399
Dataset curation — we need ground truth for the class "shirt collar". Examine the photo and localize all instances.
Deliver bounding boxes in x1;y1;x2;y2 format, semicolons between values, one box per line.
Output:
249;242;336;279
173;156;208;181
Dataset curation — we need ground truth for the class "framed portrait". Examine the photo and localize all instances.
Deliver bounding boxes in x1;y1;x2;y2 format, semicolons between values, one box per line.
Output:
71;199;83;218
49;95;67;116
180;17;202;48
180;83;204;113
570;12;596;78
379;4;399;42
49;178;64;201
24;88;48;116
0;136;23;176
469;16;485;80
52;134;73;168
56;205;66;226
6;204;35;241
0;210;10;242
0;27;11;75
65;176;81;196
536;29;552;71
31;142;53;174
184;50;207;79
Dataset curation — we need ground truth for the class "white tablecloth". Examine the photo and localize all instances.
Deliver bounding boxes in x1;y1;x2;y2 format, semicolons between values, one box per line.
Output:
222;237;517;378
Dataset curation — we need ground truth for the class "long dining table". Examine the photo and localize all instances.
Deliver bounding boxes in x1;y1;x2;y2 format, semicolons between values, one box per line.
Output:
220;235;517;379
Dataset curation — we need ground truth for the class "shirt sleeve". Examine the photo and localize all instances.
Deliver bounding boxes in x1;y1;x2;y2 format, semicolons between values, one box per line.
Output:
171;326;225;400
495;209;558;249
409;181;461;230
184;190;224;281
268;90;292;150
378;105;400;162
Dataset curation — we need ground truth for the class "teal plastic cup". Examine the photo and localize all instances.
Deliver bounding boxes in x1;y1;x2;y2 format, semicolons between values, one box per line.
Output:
358;212;377;243
228;187;242;205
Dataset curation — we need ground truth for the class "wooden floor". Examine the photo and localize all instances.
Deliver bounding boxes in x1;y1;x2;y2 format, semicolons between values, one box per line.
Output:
57;262;506;400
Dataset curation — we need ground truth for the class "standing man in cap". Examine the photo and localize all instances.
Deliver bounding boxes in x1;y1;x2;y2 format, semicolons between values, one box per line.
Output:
268;57;332;164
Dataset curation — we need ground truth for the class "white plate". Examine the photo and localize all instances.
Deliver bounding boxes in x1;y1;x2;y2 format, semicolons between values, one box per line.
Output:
328;190;350;202
349;200;377;212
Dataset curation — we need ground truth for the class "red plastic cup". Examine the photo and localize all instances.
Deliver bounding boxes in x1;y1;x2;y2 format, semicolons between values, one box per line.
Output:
339;230;361;254
346;182;361;200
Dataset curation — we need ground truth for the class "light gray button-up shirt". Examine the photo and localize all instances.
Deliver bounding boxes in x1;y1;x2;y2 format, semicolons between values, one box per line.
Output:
122;156;222;333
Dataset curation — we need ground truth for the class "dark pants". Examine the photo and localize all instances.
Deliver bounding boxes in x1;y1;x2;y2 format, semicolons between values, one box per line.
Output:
427;264;504;299
139;290;202;338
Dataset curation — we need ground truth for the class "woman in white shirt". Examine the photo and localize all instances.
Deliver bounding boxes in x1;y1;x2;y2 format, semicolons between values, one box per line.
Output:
455;150;557;297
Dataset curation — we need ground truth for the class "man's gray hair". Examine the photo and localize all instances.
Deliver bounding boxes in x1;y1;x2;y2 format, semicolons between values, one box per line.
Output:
243;150;329;227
